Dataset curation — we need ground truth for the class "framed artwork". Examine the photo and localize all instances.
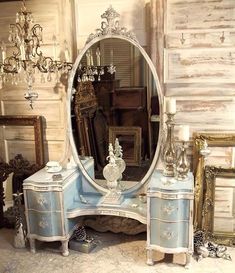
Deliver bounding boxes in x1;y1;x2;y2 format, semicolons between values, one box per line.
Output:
0;115;44;228
193;132;235;230
109;126;142;166
0;115;44;166
202;166;235;246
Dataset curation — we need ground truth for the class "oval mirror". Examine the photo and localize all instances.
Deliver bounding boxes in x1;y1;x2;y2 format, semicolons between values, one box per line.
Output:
67;8;163;195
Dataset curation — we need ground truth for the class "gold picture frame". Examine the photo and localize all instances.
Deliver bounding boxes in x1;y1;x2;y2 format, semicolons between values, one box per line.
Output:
202;165;235;246
109;126;141;166
0;115;44;166
193;132;235;230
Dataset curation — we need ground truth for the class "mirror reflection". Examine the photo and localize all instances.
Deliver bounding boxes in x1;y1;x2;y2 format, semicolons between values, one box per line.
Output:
71;38;160;189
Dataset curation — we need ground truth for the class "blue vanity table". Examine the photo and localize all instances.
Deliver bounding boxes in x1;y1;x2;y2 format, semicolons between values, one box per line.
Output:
22;6;194;266
23;157;147;256
23;163;193;265
147;170;194;267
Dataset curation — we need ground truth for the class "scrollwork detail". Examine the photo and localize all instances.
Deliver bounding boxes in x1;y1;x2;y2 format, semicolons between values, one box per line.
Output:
86;6;138;44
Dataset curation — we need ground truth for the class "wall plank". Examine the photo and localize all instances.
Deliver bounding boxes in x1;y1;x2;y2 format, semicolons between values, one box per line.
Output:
165;48;235;83
166;0;235;33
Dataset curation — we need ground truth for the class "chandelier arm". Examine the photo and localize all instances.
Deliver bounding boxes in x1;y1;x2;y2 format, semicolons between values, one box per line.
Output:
2;56;19;73
12;46;21;58
31;24;43;37
32;25;42;47
36;56;54;73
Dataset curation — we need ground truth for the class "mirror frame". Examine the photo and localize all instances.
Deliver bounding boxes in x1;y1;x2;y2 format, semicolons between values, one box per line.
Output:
202;165;235;246
67;7;163;195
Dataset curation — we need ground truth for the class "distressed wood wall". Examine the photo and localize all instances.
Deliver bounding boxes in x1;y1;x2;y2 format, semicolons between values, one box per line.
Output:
152;0;235;167
0;0;74;164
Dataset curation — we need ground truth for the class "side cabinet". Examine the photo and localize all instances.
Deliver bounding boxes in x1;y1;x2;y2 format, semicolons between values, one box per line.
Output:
146;170;194;267
23;167;80;256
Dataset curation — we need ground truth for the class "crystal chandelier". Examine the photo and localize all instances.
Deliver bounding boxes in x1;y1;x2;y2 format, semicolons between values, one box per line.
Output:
0;0;72;108
77;47;116;83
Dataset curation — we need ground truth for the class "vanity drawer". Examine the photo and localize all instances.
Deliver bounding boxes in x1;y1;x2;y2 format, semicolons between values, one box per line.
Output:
149;197;189;221
150;219;189;249
25;190;61;211
27;210;64;237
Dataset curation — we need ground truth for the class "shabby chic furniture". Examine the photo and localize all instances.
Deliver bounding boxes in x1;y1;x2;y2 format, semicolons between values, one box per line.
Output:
23;7;193;264
23;157;148;255
146;170;194;267
23;157;94;255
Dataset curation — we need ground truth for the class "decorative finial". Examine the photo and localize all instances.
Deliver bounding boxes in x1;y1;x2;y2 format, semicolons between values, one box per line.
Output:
86;6;138;44
114;138;123;158
106;143;116;165
101;5;120;22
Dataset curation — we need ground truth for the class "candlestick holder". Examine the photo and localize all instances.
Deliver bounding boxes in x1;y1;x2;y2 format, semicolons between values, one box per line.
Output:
163;113;176;177
176;141;189;180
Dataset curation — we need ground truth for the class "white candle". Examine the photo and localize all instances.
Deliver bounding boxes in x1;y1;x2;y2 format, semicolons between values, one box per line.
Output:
90;49;93;66
165;98;176;114
2;50;6;63
86;50;90;66
64;48;70;62
20;44;26;60
179;125;190;141
52;35;57;61
96;47;101;66
1;41;6;62
110;49;113;64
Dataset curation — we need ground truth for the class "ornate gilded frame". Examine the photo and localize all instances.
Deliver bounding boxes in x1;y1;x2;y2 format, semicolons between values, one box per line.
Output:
0;115;44;166
202;165;235;246
193;132;235;230
109;126;142;166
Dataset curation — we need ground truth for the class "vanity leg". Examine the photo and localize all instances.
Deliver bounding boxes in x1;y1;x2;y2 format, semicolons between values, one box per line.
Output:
185;252;191;269
61;240;69;256
29;238;36;254
147;249;154;265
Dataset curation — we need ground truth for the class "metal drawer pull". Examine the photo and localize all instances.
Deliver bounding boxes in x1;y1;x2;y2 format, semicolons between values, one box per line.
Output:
162;203;176;215
37;194;48;206
38;218;49;229
161;230;174;240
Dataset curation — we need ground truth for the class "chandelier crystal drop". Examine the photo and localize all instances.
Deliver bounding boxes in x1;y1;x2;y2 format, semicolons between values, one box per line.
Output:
0;0;72;108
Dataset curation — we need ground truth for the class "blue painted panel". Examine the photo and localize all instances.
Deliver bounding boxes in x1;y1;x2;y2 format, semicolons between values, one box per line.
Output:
150;220;189;248
63;175;81;211
28;211;63;237
150;197;189;221
26;191;61;211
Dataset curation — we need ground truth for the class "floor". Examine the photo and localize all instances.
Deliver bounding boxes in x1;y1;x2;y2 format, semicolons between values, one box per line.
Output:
0;228;234;273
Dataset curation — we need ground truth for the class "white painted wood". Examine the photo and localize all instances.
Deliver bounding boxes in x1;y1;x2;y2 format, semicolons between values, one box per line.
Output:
214;217;234;232
74;0;148;50
160;1;235;172
166;0;235;33
165;83;235;97
205;147;234;168
2;101;65;127
166;31;235;49
165;48;235;83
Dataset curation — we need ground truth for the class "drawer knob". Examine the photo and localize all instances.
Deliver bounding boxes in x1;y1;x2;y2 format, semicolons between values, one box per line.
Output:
162;203;176;215
37;194;48;206
38;218;49;229
161;229;174;240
